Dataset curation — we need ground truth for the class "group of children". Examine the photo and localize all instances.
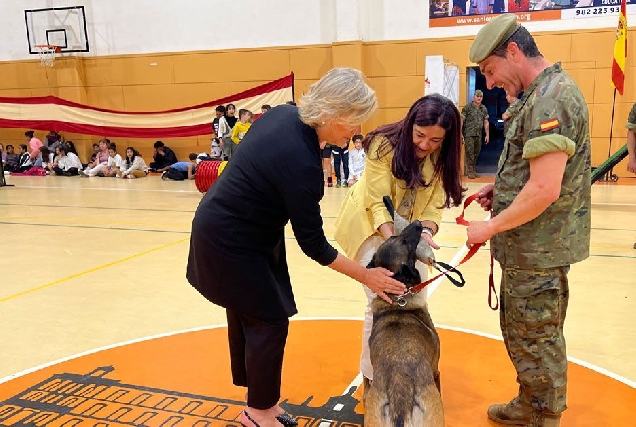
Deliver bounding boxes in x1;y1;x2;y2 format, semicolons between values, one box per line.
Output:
210;103;261;162
2;108;368;185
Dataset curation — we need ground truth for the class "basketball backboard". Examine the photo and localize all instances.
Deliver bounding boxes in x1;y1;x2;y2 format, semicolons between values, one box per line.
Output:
25;6;90;54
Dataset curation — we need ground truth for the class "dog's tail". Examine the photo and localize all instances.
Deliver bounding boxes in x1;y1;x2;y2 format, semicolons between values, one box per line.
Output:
387;373;415;427
387;377;443;427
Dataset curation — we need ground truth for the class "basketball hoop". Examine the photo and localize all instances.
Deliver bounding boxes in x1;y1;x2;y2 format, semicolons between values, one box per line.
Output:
34;45;61;67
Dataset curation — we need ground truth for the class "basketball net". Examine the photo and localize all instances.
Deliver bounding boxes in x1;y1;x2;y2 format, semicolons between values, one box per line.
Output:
34;45;61;67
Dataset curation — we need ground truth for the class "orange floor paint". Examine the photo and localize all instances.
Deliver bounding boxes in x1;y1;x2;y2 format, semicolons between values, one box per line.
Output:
0;320;633;426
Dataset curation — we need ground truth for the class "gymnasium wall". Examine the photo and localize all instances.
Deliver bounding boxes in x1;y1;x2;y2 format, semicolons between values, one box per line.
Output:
0;0;634;175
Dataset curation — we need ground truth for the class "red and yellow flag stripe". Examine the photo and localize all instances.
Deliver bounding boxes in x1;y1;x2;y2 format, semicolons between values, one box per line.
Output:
611;0;628;95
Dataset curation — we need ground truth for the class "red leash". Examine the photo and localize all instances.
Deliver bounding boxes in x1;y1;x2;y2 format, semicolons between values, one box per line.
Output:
408;193;499;311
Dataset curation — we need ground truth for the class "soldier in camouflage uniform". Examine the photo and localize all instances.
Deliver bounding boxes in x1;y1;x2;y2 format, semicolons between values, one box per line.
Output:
466;14;591;427
626;102;636;248
503;93;522;136
461;90;490;178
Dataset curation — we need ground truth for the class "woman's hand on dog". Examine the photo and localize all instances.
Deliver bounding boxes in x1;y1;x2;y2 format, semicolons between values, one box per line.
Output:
364;268;407;304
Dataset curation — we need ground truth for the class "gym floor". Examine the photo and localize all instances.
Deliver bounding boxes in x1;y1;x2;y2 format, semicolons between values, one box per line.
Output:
0;174;634;426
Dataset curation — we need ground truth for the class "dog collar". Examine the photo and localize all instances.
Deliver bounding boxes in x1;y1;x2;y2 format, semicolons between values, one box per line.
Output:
393;289;416;307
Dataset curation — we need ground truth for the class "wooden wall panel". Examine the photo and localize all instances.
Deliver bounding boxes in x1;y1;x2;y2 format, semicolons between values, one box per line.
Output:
289;47;332;80
414;39;474;75
369;76;424;109
173;49;290;84
331;43;363;71
534;33;573;63
364;43;418;77
85;86;126;110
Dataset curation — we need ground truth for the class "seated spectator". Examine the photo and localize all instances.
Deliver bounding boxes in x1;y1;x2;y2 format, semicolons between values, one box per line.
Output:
80;139;110;177
97;143;123;177
38;146;54;172
16;144;33;172
261;104;271;114
119;147;149;179
89;143;100;164
51;144;82;176
149;141;178;172
161;153;198;181
4;145;19;172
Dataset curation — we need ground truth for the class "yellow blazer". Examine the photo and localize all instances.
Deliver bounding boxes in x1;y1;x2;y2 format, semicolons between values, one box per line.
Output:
334;136;445;259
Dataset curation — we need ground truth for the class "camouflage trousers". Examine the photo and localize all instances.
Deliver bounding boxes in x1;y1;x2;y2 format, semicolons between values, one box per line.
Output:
500;265;570;415
464;135;482;170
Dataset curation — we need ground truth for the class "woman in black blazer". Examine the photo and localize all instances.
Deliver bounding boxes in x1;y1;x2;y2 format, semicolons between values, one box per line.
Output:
187;67;406;427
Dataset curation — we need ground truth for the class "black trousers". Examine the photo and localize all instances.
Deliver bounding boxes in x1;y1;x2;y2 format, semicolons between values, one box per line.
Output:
332;147;349;182
226;309;289;409
53;166;79;176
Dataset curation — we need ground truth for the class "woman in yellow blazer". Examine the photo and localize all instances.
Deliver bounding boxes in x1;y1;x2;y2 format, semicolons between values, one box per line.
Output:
334;94;464;384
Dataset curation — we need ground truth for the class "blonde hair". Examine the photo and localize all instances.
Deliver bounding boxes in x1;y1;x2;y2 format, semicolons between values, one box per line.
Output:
299;67;377;127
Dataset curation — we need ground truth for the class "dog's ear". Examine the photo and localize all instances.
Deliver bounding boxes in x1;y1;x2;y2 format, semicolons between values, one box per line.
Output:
383;195;408;236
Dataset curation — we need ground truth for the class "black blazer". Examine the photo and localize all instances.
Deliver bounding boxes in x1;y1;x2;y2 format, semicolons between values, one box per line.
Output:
187;105;338;321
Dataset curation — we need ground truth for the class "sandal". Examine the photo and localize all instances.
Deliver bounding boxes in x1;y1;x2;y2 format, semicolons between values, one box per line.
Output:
241;411;260;427
275;413;298;426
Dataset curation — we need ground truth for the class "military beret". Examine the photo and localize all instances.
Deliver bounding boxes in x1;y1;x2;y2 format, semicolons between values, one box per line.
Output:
474;90;484;97
469;14;520;64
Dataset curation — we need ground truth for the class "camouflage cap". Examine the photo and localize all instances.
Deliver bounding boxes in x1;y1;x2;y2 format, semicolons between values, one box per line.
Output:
474;90;484;97
469;14;520;64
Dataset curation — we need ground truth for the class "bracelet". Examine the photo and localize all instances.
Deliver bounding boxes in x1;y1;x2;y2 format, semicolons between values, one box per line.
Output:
422;227;435;237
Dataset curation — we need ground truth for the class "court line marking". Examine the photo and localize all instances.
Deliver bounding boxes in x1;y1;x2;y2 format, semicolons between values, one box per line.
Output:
0;221;191;235
0;202;196;214
3;184;200;194
0;317;633;391
0;237;190;304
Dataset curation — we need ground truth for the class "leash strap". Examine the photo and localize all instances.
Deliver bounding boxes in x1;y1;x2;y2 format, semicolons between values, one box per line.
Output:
408;191;499;311
456;192;498;311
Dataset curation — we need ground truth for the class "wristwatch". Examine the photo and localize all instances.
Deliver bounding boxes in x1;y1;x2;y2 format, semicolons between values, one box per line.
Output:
422;227;435;237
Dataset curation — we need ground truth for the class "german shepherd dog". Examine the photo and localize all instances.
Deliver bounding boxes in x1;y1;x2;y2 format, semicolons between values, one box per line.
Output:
365;218;444;427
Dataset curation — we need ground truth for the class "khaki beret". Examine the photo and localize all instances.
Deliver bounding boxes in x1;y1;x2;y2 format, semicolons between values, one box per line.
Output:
474;90;484;97
469;14;520;64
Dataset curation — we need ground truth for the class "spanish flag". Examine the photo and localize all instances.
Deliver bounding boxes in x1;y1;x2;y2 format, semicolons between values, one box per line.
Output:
611;0;628;95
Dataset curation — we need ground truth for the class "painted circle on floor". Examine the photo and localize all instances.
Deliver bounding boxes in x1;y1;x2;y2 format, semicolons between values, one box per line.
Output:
0;319;633;426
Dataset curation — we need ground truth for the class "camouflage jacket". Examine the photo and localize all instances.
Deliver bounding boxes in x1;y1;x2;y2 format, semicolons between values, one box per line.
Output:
626;102;636;130
492;63;591;268
503;99;522;135
461;102;489;137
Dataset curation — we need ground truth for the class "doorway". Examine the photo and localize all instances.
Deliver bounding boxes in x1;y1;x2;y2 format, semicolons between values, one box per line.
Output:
466;67;509;175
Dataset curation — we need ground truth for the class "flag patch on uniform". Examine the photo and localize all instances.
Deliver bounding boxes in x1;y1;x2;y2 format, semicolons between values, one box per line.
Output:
540;118;559;132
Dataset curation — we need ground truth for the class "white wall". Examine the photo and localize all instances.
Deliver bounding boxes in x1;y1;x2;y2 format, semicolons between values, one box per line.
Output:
0;0;632;62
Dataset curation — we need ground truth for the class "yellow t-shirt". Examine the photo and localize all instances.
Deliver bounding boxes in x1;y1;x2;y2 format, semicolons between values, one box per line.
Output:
231;121;252;144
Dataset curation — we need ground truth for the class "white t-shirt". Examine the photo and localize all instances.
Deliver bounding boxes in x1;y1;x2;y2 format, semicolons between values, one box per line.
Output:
107;154;123;168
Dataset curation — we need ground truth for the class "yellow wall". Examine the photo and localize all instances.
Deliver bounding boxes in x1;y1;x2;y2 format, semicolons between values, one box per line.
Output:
0;28;634;176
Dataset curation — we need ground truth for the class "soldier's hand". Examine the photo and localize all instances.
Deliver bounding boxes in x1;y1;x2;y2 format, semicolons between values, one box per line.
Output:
484;135;490;144
364;268;407;304
476;183;494;211
467;220;494;245
628;158;636;174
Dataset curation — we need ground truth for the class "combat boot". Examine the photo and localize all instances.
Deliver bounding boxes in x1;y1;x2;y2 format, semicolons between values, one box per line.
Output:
467;166;478;179
526;412;561;427
487;396;533;425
